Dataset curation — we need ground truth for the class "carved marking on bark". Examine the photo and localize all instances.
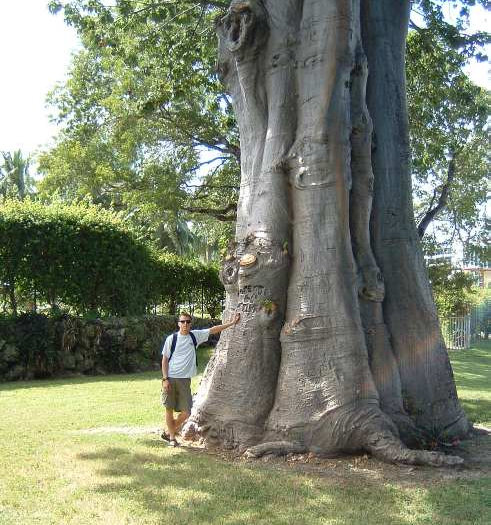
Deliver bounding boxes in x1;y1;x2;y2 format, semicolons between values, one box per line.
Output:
237;284;265;314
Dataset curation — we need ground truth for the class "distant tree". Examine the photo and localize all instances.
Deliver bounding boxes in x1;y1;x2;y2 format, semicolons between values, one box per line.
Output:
427;262;477;317
406;30;488;242
0;150;35;200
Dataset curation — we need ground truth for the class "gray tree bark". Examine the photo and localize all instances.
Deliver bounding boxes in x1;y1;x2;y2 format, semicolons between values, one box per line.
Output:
186;0;471;465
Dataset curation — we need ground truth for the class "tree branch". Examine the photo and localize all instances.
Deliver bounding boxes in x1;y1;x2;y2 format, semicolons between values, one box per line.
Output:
156;106;240;160
184;183;239;191
417;150;457;238
182;202;237;221
189;156;229;172
409;19;424;32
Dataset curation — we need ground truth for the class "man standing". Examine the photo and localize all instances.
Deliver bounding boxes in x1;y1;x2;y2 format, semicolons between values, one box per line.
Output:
161;311;240;446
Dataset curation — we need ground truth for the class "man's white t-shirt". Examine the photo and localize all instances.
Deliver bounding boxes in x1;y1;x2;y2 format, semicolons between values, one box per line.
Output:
162;329;210;378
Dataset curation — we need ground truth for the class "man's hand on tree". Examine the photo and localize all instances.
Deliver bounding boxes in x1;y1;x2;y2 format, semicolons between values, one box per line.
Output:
209;313;241;334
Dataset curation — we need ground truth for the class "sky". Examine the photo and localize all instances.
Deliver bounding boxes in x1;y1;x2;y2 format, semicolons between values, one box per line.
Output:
0;2;488;163
0;1;79;156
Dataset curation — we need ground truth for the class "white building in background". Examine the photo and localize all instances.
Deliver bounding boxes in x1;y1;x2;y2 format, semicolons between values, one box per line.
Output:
461;245;491;289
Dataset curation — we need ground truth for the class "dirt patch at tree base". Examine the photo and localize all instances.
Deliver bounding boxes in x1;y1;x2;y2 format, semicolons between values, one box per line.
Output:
184;428;491;486
79;424;490;486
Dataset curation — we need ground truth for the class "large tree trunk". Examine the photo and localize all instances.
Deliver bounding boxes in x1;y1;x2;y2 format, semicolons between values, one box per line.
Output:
361;0;470;440
187;0;470;465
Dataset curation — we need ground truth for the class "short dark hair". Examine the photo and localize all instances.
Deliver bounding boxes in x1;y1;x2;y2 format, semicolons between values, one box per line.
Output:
178;311;192;321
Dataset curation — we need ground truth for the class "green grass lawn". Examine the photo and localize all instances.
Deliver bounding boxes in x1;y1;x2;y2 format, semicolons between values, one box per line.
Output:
448;340;491;428
0;345;489;525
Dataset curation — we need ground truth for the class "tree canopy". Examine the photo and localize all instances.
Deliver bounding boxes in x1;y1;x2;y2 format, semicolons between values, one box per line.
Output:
407;27;488;244
39;0;489;256
41;0;239;253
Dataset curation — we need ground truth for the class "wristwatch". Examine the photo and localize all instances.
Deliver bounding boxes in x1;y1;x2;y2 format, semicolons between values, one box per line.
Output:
162;377;169;381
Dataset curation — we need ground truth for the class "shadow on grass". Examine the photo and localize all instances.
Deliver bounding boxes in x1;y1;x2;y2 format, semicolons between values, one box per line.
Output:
450;344;491;425
452;356;490;391
75;445;406;524
450;344;490;373
73;442;489;525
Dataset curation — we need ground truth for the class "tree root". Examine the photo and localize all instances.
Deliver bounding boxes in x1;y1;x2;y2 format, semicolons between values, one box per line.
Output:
244;441;306;458
181;420;212;443
367;439;464;466
244;436;463;466
304;403;465;467
188;404;464;467
386;411;429;448
363;422;464;466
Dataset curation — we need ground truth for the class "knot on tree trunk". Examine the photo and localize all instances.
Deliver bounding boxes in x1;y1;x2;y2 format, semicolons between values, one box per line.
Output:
218;0;269;59
220;255;240;288
358;265;385;302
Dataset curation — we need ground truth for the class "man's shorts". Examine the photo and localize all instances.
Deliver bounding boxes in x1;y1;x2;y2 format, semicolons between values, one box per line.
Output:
161;378;192;413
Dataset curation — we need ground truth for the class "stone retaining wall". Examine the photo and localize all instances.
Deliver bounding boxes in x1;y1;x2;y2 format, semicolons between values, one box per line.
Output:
0;314;218;381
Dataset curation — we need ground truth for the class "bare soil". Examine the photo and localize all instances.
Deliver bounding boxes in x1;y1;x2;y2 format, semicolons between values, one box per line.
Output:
196;428;491;486
82;425;491;486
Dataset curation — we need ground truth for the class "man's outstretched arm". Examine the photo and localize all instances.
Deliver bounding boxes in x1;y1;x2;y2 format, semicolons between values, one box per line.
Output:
209;313;240;335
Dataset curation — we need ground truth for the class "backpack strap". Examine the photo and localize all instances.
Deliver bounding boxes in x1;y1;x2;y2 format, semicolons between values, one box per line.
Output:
168;332;178;362
189;331;198;367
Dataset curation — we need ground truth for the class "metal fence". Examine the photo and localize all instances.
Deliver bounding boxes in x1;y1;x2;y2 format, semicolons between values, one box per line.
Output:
470;296;491;341
441;315;471;350
441;295;491;350
441;316;472;350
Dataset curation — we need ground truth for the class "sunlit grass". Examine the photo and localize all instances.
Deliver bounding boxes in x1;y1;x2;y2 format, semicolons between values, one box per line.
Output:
0;345;489;524
450;340;491;427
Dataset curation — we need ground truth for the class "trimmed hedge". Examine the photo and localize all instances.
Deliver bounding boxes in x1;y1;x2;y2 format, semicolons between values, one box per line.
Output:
152;252;223;318
0;200;224;316
0;313;219;381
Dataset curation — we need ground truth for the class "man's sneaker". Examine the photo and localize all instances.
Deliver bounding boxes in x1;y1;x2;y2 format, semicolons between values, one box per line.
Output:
160;431;171;442
168;439;179;447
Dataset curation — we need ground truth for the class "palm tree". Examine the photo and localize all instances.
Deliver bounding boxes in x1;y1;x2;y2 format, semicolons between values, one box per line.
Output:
0;150;34;200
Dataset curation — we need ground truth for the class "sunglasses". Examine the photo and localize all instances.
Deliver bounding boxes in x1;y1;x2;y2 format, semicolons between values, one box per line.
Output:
179;320;192;324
